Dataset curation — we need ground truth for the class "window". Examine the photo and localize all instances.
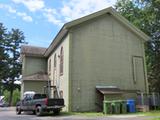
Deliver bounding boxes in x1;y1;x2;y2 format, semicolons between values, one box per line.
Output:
53;54;57;85
54;54;57;69
48;59;51;74
60;47;64;75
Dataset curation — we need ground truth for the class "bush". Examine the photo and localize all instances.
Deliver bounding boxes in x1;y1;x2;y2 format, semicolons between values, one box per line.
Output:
3;90;10;103
3;89;20;106
12;89;20;106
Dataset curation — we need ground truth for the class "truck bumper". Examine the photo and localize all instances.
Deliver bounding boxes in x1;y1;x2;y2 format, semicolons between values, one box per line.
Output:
42;105;65;111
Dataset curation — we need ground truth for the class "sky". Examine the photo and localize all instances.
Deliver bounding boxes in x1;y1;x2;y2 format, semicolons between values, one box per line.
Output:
0;0;117;48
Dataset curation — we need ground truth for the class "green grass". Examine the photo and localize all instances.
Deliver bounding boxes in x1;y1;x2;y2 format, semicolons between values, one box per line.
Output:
152;118;160;120
142;110;160;116
60;110;160;118
74;112;107;117
60;112;106;117
142;110;160;120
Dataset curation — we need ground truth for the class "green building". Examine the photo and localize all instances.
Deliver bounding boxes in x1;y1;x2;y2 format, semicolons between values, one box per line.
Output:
21;7;149;112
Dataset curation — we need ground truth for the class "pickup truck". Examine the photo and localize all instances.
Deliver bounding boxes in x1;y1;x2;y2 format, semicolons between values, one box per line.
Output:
16;93;64;116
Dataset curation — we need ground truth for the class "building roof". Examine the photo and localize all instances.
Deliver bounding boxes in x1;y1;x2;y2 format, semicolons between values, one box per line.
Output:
21;45;46;57
22;71;49;81
96;86;123;95
44;7;150;57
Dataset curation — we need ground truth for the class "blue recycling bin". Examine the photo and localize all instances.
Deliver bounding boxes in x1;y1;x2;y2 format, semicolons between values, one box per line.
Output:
127;99;136;113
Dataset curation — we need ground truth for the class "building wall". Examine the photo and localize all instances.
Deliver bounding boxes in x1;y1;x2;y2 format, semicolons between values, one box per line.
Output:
48;34;70;111
21;56;47;98
22;56;47;76
70;14;147;111
21;82;24;99
22;81;47;97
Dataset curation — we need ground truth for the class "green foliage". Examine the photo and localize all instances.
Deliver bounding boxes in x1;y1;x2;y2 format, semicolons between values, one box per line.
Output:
115;0;160;92
144;0;160;92
12;89;20;106
3;89;20;106
3;90;10;103
0;23;9;81
0;22;26;105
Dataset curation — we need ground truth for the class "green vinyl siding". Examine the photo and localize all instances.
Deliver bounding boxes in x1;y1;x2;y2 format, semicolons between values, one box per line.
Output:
23;81;47;94
70;14;147;111
23;56;47;76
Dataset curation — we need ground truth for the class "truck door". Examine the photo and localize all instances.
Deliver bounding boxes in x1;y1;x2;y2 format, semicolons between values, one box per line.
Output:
25;95;33;110
22;97;30;110
27;96;34;110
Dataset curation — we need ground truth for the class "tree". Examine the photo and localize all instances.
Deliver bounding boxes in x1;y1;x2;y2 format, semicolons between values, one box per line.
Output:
0;23;9;95
145;0;160;92
5;29;25;105
115;0;160;92
0;23;26;105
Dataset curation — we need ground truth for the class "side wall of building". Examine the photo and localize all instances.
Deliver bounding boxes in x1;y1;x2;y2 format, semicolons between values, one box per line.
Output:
70;14;147;111
48;34;70;111
22;56;47;76
22;81;47;94
21;56;47;98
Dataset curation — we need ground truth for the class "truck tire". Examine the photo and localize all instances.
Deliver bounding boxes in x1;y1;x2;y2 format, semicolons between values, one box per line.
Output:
35;106;43;116
53;109;60;115
16;106;21;115
32;110;36;115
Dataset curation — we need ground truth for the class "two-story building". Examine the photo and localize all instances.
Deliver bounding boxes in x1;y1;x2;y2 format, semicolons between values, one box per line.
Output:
21;7;149;112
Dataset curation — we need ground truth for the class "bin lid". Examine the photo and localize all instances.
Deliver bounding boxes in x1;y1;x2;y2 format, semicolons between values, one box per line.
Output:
96;86;123;95
127;99;135;103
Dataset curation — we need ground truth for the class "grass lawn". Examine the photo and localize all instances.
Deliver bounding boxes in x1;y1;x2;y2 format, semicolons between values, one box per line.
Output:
61;112;106;117
60;110;160;118
142;110;160;120
142;110;160;116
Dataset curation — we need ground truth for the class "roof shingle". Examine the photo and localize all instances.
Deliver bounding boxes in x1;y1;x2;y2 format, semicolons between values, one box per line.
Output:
21;45;46;57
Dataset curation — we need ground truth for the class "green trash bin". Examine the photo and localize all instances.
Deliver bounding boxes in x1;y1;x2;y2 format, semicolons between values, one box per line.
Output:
103;101;112;114
120;100;127;114
111;101;116;114
114;100;121;114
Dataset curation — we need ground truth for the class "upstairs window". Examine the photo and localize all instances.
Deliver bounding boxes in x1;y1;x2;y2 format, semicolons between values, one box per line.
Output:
60;47;64;76
48;59;51;74
54;54;57;70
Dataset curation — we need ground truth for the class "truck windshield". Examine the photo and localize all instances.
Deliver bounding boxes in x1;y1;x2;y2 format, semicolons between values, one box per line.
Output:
33;94;47;99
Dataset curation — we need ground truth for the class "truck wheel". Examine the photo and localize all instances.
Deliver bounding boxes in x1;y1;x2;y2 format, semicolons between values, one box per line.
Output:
16;106;21;115
53;109;60;115
32;110;36;115
36;106;43;116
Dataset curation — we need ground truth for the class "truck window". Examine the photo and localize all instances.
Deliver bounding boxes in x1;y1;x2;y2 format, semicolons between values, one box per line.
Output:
33;94;47;99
